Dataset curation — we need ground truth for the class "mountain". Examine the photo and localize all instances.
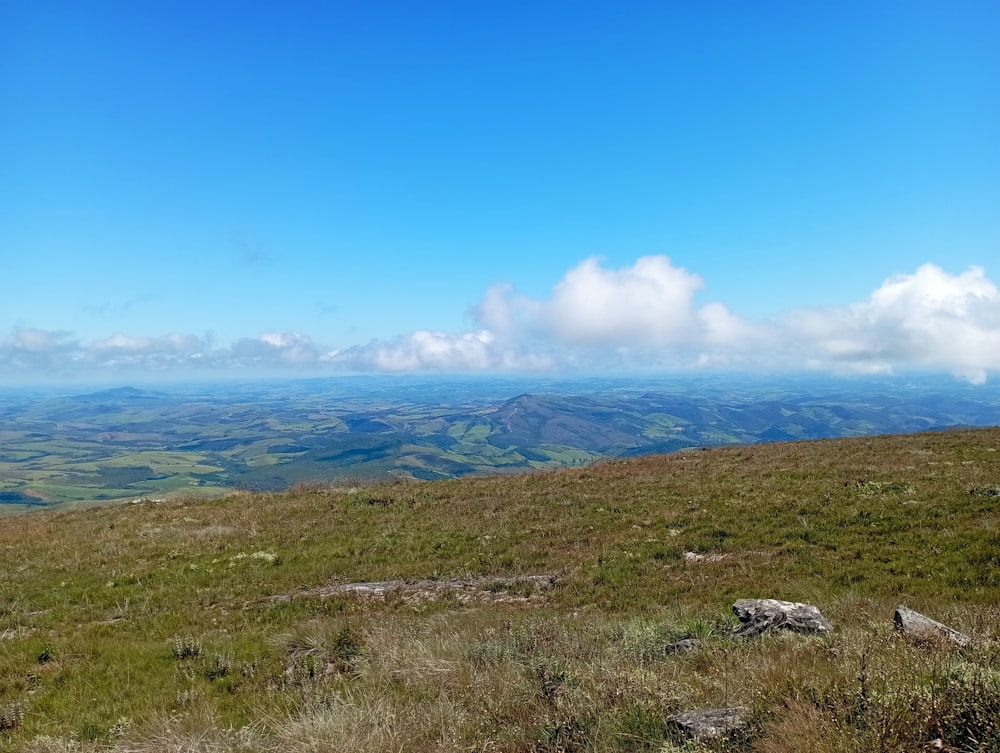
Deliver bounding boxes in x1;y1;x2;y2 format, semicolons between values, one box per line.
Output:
488;393;647;452
2;375;1000;508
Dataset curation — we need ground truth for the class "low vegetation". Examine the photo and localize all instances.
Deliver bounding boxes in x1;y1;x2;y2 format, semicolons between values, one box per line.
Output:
1;428;999;751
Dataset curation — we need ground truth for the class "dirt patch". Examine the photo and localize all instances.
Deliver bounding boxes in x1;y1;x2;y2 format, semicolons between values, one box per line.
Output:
272;574;558;605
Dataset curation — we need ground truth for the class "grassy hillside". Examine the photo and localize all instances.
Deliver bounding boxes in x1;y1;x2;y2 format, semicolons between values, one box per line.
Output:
1;428;999;752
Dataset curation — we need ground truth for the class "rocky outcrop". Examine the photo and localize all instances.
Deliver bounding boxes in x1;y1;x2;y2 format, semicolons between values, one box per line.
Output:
732;598;832;637
894;606;971;647
271;574;558;605
669;707;747;739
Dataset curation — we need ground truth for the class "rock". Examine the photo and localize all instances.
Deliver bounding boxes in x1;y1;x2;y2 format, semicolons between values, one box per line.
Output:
894;606;970;647
669;707;747;739
271;574;558;605
664;638;701;654
683;551;728;563
732;598;832;637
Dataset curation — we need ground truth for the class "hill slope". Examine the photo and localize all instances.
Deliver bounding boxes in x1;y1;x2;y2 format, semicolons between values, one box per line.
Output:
1;428;999;752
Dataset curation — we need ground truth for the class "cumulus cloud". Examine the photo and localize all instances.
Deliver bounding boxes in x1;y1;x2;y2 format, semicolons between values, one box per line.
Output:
465;256;766;366
332;330;554;373
534;256;704;347
326;254;732;374
90;333;205;355
3;259;999;383
472;283;524;340
0;328;333;378
0;327;80;372
697;302;763;347
230;332;326;366
8;327;77;353
461;257;1000;382
787;264;1000;383
81;333;211;371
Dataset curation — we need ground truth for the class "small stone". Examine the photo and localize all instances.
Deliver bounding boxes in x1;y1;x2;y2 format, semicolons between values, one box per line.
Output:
683;551;728;562
664;638;701;654
670;707;747;739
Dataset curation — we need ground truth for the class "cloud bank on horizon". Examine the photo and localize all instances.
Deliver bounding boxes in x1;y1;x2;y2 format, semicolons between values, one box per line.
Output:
4;257;999;384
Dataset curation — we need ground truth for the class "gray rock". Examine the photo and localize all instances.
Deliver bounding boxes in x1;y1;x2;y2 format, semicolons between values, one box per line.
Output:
894;606;971;647
664;638;701;654
732;598;832;637
271;575;557;605
669;707;747;739
683;551;728;562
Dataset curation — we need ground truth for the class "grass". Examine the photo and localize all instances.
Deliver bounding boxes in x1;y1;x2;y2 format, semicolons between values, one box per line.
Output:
0;428;999;751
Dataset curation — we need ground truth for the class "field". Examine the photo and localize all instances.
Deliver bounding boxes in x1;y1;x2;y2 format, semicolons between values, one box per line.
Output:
0;427;998;751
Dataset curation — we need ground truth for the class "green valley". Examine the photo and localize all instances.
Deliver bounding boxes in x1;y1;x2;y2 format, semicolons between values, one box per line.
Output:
2;375;1000;510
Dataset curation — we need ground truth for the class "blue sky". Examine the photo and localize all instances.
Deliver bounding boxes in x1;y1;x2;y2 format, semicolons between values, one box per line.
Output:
2;1;999;383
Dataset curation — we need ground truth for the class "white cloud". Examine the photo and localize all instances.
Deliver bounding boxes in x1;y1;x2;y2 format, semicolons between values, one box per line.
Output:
326;256;734;374
463;256;767;370
465;257;1000;381
0;327;79;372
472;283;523;340
367;330;495;371
0;328;331;377
2;260;998;383
332;330;554;373
91;333;205;356
230;332;326;366
82;333;210;371
787;264;1000;382
7;326;77;353
532;256;705;347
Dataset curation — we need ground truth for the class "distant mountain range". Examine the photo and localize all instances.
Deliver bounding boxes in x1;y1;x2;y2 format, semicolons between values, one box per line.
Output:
2;374;1000;508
